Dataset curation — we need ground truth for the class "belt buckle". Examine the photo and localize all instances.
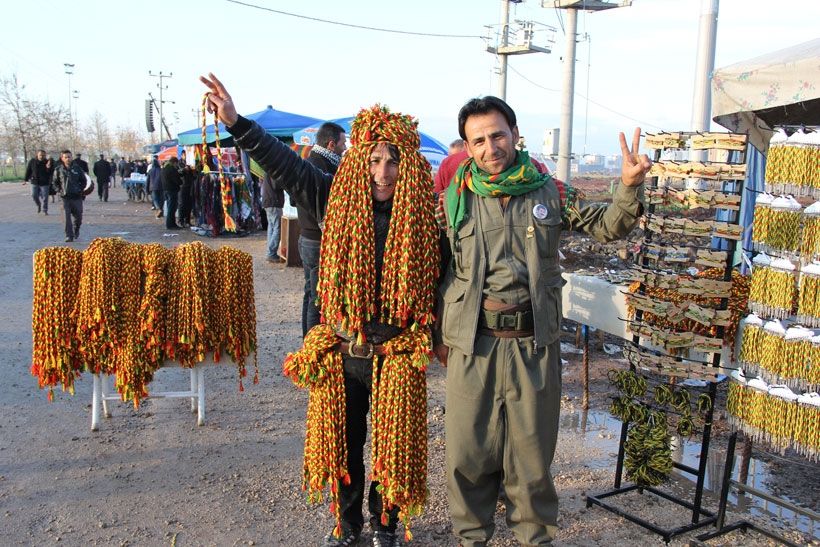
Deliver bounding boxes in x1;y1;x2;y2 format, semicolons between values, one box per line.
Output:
348;342;375;359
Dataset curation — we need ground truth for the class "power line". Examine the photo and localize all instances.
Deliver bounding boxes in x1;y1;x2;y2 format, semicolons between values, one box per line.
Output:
507;63;663;131
225;0;484;39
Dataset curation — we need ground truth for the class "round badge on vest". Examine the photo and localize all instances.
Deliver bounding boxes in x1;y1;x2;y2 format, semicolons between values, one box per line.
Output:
533;203;549;220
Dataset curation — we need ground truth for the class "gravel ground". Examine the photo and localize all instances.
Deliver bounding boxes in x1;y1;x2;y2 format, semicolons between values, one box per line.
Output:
0;181;815;546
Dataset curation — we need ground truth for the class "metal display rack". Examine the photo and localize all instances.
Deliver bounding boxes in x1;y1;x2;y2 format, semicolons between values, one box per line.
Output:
586;132;748;543
692;431;819;547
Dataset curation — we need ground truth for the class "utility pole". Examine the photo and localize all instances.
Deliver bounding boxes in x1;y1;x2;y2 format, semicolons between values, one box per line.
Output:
64;63;75;150
148;70;174;141
487;1;553;102
549;1;631;185
497;0;513;100
691;0;719;134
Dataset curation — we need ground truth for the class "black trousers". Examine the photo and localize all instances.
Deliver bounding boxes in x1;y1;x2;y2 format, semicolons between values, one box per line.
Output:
164;190;178;228
97;180;109;201
62;197;83;239
339;357;399;534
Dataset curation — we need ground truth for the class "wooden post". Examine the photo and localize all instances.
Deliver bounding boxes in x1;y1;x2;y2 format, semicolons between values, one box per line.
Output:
582;324;590;410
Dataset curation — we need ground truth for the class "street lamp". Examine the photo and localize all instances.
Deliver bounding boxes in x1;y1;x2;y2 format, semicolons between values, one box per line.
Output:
64;63;75;150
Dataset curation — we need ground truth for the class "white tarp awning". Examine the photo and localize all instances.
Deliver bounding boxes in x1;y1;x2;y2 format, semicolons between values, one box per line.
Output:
712;38;820;153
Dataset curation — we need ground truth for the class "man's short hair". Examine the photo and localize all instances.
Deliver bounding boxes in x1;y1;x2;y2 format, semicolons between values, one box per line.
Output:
61;149;71;156
168;156;178;163
37;149;46;154
457;96;517;140
316;122;346;148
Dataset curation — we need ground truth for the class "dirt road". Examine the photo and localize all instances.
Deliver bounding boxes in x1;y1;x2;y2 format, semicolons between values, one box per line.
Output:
0;182;812;546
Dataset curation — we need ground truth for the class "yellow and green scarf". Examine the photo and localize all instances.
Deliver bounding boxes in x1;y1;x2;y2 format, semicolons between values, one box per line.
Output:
445;150;547;231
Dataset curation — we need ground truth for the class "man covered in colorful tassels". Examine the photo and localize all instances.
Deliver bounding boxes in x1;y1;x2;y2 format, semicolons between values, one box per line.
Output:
433;95;651;546
201;74;439;547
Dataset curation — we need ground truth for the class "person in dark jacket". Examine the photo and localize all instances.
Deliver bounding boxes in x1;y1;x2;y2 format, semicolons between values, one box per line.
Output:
72;153;89;174
201;73;439;547
109;157;118;187
177;154;196;227
51;150;87;242
299;121;346;334
93;153;113;202
160;157;182;229
261;172;285;262
25;149;51;215
147;157;163;214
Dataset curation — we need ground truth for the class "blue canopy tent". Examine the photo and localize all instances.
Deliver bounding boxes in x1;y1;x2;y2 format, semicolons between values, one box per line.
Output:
177;105;322;146
293;117;449;171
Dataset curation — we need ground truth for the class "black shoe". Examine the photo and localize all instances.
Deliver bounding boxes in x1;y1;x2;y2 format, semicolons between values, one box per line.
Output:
372;530;401;547
65;236;73;243
43;210;48;216
323;527;361;546
37;205;41;213
166;225;181;230
74;229;79;240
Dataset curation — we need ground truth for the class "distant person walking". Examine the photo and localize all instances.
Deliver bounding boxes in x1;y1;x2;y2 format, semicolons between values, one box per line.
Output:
160;157;182;229
25;149;51;215
261;173;285;263
109;157;118;187
93;153;113;202
147;157;163;215
72;153;89;174
51;150;87;242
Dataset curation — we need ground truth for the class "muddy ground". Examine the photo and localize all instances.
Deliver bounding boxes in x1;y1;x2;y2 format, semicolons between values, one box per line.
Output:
0;179;816;546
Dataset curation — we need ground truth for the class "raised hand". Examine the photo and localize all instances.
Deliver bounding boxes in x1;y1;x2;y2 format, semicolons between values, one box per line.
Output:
199;73;239;127
619;127;652;187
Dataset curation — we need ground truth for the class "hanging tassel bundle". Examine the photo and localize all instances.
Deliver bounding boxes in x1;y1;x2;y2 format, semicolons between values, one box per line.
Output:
370;328;431;540
212;246;258;389
727;380;820;462
747;255;797;319
202;93;236;232
283;325;348;530
797;262;820;327
800;201;820;261
110;242;149;407
74;237;132;375
165;242;215;367
31;247;84;400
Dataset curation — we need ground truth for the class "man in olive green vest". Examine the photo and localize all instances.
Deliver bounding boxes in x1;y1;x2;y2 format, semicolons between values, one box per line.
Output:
434;96;651;546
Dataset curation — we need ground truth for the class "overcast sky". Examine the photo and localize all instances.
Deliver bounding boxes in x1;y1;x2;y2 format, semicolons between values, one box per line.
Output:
2;0;817;155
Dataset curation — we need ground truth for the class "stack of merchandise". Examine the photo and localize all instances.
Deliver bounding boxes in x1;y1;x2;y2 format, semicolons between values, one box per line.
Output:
31;238;258;407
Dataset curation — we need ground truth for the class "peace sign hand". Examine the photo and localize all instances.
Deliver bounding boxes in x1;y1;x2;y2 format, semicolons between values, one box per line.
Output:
619;127;652;187
199;73;239;127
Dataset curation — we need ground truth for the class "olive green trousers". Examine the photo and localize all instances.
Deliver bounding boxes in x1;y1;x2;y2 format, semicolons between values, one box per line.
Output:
446;335;561;546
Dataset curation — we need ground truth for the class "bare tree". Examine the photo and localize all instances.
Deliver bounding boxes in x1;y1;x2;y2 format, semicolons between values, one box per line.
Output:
0;73;71;163
86;111;113;157
114;125;147;159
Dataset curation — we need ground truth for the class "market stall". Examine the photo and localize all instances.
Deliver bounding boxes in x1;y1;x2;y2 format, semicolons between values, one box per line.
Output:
691;37;820;546
293;116;448;172
177;106;322;236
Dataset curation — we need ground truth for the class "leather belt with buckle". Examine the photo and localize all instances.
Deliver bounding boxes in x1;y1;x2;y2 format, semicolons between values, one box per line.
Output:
337;341;411;359
480;308;534;331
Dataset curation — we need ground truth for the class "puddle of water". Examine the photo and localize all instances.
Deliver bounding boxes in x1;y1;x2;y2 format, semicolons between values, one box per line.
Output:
558;408;817;537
